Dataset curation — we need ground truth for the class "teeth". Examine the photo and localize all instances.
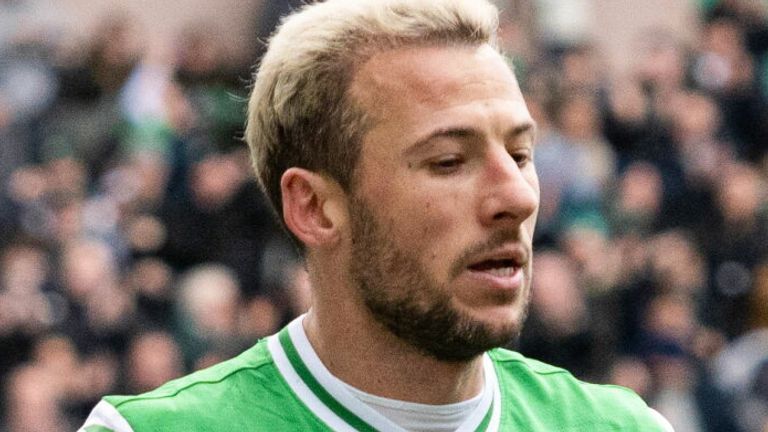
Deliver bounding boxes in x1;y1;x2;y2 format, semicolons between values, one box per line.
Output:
485;266;516;277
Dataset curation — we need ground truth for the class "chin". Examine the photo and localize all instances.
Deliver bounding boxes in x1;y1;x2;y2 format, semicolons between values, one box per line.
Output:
465;308;525;341
458;292;529;327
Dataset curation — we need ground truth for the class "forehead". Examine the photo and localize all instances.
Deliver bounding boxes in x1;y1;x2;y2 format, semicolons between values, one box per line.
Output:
351;44;522;115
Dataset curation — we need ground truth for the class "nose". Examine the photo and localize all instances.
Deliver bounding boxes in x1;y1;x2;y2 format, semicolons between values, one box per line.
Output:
478;149;539;227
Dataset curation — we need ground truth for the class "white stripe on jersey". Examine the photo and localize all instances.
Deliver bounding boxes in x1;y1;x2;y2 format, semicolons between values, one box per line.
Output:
77;399;135;432
285;317;406;431
267;333;358;431
485;354;502;432
275;315;501;432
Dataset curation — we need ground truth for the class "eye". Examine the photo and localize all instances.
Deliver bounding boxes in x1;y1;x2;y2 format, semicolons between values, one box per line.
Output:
511;151;531;167
428;155;465;174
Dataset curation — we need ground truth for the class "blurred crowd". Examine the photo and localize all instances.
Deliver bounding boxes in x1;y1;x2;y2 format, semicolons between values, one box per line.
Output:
1;0;767;431
517;1;768;431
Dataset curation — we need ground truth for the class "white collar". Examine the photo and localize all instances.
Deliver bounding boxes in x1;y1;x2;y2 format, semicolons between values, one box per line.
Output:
267;315;501;432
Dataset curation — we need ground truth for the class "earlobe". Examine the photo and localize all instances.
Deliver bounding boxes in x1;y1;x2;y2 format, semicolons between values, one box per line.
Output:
281;168;346;248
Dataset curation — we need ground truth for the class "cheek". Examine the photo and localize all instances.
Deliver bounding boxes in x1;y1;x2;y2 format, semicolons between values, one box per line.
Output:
393;199;443;241
390;190;469;266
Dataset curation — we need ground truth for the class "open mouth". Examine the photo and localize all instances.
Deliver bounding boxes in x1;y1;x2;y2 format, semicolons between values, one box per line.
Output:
468;259;519;277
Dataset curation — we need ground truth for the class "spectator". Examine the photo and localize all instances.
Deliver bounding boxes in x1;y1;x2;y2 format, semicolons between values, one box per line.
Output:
173;263;244;369
124;331;183;394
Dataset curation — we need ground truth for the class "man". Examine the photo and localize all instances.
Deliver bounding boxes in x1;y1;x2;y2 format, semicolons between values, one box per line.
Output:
80;0;674;430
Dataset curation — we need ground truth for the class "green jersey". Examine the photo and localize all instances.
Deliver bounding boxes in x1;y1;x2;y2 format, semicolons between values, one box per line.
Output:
79;317;671;431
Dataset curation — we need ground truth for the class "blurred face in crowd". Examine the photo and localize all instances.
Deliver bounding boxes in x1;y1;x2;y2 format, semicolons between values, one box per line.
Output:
1;245;47;295
717;163;763;223
345;44;539;361
61;240;117;300
127;332;183;393
179;266;240;337
530;251;586;334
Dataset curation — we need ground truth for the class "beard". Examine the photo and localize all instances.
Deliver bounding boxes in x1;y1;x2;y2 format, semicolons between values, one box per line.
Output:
348;196;530;362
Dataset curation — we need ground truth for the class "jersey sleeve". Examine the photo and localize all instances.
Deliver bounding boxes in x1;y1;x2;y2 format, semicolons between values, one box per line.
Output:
649;408;675;432
77;400;136;432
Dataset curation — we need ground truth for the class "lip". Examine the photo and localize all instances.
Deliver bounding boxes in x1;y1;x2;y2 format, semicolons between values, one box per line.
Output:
466;246;527;269
459;245;529;293
465;265;524;293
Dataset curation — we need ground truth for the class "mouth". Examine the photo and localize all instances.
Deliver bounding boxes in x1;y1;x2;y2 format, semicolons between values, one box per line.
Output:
462;248;527;292
467;259;520;277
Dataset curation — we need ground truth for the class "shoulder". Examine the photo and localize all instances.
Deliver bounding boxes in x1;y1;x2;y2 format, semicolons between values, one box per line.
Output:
489;347;585;376
489;349;674;431
109;339;275;409
489;347;639;400
81;339;303;432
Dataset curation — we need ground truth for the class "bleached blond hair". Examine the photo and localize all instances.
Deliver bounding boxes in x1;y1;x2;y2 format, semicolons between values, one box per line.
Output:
245;0;500;245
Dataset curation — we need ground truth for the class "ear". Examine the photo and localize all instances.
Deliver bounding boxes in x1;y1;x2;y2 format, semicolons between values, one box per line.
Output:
281;168;347;249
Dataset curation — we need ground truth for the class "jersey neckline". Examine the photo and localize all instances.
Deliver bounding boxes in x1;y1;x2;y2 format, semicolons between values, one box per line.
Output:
266;315;502;432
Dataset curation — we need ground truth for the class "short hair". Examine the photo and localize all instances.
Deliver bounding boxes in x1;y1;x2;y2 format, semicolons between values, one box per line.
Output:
245;0;500;247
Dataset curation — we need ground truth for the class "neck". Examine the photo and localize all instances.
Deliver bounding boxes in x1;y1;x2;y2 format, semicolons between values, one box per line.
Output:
303;299;484;405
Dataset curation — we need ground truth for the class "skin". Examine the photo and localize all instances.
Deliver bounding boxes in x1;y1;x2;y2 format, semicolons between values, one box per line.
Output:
280;43;539;405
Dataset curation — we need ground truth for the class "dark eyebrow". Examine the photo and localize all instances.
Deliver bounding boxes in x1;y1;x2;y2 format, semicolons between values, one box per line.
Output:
404;127;478;157
507;122;537;145
404;120;538;156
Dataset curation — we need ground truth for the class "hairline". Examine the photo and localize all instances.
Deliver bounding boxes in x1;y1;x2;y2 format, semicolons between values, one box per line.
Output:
245;1;502;254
